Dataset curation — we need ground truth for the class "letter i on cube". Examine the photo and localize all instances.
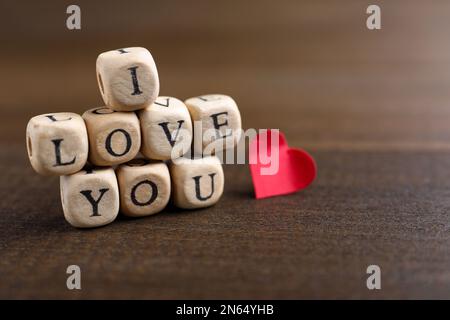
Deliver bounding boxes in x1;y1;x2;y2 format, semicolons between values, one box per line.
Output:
96;47;159;111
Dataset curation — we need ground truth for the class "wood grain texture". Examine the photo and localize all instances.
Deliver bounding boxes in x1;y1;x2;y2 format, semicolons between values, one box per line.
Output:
0;0;449;299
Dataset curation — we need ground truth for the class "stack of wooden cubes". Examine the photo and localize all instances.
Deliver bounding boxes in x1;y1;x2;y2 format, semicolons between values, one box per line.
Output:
26;47;242;228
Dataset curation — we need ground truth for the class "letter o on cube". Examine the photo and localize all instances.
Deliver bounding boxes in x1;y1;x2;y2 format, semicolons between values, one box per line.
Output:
116;159;171;217
170;156;224;209
82;107;141;166
96;47;159;111
26;112;88;175
60;167;119;228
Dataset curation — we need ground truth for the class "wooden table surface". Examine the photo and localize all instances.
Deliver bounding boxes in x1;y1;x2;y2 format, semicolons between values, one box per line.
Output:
0;0;449;299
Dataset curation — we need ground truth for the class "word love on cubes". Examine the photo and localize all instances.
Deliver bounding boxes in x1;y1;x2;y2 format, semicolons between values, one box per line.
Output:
26;47;242;228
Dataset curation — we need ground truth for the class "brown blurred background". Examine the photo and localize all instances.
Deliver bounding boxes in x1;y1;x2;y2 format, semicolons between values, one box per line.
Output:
0;0;449;299
3;0;450;148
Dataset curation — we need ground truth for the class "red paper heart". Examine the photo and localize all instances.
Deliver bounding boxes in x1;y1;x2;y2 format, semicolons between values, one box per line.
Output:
249;130;317;199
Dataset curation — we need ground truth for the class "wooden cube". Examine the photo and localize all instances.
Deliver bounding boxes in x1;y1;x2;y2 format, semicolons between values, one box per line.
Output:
96;47;159;111
138;96;193;160
60;167;119;228
82;107;141;166
184;94;242;155
26;112;88;175
116;159;171;217
170;156;224;209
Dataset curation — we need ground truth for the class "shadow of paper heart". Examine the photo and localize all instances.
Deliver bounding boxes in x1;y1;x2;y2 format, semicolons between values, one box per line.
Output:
249;130;317;199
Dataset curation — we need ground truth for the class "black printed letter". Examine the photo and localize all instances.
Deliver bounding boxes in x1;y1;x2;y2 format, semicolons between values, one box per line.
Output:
210;112;231;139
131;180;158;206
154;98;170;107
46;115;72;122
128;66;143;95
79;188;109;216
158;120;185;147
105;129;132;157
51;139;76;167
193;173;216;201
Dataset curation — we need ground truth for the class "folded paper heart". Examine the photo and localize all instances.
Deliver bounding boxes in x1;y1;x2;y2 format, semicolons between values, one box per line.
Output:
249;129;317;199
